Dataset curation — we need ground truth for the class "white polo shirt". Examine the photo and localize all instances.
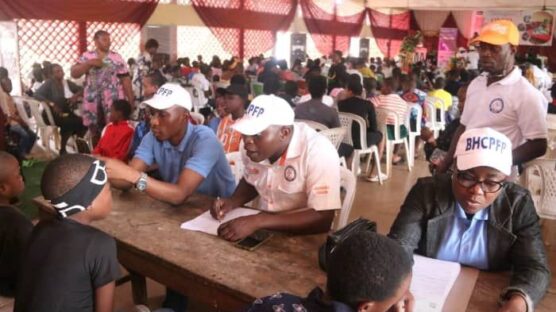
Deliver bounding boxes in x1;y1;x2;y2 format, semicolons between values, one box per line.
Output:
461;67;548;148
241;122;341;213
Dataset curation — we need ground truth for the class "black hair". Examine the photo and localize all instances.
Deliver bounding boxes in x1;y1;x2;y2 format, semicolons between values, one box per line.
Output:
363;77;377;94
112;99;132;120
308;75;327;99
215;87;227;98
230;74;246;85
284;80;298;97
200;64;211;75
382;77;397;91
93;30;109;40
145;71;167;88
347;74;363;96
0;67;8;79
327;231;412;308
263;75;281;95
0;151;17;183
41;154;97;200
145;38;159;50
434;77;446;89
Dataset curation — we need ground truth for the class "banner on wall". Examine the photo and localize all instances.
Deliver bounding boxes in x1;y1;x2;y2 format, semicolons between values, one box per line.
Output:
360;38;370;60
290;33;307;67
483;10;555;46
437;28;458;70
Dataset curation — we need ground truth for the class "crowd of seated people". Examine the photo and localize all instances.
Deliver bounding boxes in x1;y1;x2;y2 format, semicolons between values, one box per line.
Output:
1;19;554;312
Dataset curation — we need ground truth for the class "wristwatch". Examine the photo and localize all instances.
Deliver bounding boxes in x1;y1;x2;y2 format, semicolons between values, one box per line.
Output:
135;172;148;192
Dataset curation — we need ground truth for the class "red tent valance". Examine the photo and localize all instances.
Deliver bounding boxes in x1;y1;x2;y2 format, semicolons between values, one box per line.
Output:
369;9;412;58
191;0;297;58
0;0;158;25
300;0;366;55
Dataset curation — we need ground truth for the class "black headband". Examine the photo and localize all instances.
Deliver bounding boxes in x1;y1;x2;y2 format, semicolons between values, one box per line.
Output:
49;160;107;218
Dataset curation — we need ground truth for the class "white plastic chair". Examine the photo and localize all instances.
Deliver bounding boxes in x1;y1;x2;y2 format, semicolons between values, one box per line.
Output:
11;96;35;129
522;161;556;219
405;103;422;169
226;151;244;184
319;127;345;150
295;119;328;132
338;112;383;184
20;97;60;154
190;112;205;125
334;166;357;230
376;108;411;178
425;96;446;138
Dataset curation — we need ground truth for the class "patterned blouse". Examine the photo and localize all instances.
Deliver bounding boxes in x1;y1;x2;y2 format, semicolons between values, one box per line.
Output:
245;287;354;312
78;50;129;127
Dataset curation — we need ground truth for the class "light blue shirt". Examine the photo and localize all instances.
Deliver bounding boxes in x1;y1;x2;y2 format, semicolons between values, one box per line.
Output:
134;123;236;198
207;117;220;134
436;203;490;270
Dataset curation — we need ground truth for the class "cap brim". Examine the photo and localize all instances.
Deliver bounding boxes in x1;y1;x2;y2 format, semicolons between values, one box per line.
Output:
142;99;191;111
469;35;516;47
232;117;270;136
142;98;173;110
456;153;511;176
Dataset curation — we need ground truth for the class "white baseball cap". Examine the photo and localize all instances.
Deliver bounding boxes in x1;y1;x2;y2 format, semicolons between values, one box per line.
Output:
232;94;294;135
142;83;192;111
455;128;513;175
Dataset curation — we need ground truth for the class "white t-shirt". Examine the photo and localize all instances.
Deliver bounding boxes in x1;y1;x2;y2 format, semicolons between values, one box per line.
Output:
190;73;210;106
241;122;341;213
461;67;548;149
466;51;479;70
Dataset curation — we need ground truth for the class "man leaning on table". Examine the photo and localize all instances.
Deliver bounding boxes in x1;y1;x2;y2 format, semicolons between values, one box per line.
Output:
101;83;236;312
211;94;342;242
388;128;550;312
102;83;236;204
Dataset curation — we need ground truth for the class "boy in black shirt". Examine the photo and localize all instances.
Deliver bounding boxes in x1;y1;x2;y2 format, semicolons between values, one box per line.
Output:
0;151;33;298
15;154;120;312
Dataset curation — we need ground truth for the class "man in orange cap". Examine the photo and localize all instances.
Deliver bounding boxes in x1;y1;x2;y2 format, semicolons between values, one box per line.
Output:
436;19;548;176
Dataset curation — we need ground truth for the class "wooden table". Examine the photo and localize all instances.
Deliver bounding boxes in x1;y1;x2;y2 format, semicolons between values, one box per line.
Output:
34;190;556;311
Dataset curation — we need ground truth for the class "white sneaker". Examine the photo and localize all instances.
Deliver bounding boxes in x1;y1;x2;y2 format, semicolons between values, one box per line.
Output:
365;173;388;182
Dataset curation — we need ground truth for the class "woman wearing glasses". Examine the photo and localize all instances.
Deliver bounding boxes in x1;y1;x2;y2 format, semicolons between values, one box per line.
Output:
389;127;550;312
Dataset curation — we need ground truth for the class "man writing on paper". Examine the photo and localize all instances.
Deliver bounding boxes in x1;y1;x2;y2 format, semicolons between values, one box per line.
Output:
101;83;236;312
389;128;550;312
211;95;341;242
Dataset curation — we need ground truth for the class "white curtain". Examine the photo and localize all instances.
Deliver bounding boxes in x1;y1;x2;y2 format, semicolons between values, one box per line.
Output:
452;11;476;39
413;10;450;36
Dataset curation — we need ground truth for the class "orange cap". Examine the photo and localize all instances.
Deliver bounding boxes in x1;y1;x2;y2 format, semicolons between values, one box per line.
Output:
470;19;519;46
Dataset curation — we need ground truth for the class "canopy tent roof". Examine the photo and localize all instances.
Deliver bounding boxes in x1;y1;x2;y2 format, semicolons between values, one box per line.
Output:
324;0;556;10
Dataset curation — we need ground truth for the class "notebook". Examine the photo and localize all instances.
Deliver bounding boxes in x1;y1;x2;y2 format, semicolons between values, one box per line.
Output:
180;208;260;236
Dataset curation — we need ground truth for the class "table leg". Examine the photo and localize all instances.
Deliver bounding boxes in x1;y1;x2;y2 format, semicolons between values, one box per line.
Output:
129;270;148;305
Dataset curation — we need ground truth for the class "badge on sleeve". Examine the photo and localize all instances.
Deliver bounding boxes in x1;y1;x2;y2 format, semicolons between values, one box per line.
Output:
284;165;297;182
489;98;504;114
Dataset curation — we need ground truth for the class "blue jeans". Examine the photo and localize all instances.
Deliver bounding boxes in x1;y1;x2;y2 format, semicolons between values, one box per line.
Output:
9;124;36;156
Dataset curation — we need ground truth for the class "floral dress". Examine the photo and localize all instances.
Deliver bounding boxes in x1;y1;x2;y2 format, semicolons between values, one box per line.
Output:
78;50;129;127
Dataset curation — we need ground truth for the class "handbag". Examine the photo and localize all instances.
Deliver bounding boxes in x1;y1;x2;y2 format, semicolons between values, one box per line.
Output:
318;218;377;272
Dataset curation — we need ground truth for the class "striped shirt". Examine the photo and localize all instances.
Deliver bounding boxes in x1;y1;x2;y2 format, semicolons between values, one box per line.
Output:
371;94;408;125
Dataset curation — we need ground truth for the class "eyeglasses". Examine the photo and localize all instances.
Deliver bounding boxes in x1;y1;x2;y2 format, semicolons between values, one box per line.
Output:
454;171;505;193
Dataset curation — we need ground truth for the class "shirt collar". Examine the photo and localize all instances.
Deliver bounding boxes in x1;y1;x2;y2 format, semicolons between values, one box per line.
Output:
479;66;521;86
163;123;192;152
280;123;303;164
455;202;490;221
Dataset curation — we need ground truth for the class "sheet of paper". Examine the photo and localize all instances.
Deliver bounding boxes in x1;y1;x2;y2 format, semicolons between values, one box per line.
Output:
180;208;260;236
410;255;461;312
